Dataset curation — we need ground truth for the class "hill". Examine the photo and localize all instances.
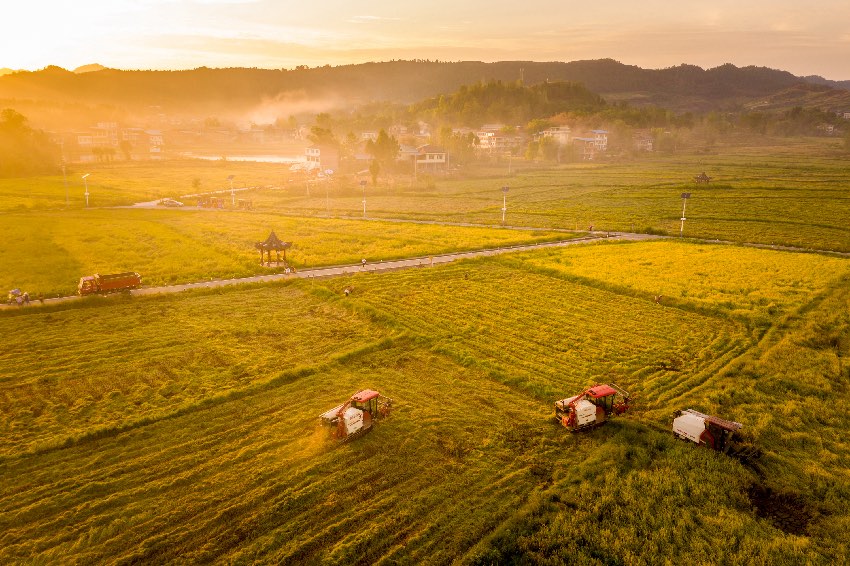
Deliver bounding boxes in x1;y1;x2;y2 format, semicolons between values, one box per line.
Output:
0;60;843;118
744;82;850;112
72;63;107;74
802;75;850;91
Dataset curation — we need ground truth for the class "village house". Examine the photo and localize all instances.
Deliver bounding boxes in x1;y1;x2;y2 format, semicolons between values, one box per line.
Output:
305;144;340;172
591;129;609;151
572;137;597;160
67;123;164;162
539;126;572;145
414;144;448;175
633;129;654;152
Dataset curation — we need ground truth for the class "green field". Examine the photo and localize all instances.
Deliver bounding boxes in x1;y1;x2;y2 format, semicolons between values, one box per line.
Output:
2;240;849;563
241;138;850;252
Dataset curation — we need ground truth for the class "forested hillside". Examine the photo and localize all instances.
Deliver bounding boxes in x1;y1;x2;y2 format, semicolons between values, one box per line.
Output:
0;59;841;117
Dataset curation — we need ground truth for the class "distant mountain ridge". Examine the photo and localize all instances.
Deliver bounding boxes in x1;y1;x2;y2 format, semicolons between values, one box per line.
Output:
0;59;846;117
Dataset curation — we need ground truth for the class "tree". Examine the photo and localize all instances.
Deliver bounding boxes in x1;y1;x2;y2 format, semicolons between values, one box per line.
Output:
365;129;399;165
308;126;337;146
0;108;60;177
369;159;381;186
119;140;132;160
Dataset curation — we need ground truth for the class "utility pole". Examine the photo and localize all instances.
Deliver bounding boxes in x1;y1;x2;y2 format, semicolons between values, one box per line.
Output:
61;141;69;207
680;193;691;237
361;180;367;219
501;186;509;224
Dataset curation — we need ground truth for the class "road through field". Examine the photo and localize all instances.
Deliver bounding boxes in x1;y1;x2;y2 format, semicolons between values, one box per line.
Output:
136;232;657;295
0;232;656;309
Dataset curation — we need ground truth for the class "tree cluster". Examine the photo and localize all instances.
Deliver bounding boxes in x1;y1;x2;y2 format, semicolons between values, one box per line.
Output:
411;80;606;127
0;109;60;177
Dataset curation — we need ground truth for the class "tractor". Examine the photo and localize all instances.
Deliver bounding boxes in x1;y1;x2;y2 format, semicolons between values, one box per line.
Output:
555;383;631;431
320;389;393;442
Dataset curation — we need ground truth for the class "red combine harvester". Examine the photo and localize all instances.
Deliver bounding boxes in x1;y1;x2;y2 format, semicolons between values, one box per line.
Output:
320;390;393;442
78;272;142;295
554;384;631;431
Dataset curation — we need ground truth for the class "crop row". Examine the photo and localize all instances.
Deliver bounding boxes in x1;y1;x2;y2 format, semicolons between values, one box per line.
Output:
324;260;754;413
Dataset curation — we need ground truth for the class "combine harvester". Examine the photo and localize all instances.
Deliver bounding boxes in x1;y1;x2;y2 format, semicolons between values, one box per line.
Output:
672;409;760;461
320;389;393;442
555;384;631;431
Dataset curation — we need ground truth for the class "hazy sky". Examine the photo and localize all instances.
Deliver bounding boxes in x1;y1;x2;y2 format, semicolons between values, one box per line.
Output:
4;0;850;78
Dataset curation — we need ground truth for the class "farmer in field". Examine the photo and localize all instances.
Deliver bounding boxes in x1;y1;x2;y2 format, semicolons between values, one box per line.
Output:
361;258;367;269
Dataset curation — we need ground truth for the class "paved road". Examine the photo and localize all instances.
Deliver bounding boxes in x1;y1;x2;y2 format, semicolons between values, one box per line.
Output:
2;232;654;309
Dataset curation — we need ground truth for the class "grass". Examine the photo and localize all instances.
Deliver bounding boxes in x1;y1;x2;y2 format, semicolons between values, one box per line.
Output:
2;240;849;562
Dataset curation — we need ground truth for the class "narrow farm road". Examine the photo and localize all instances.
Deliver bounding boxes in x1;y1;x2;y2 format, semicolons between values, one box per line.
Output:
2;232;655;309
132;232;656;297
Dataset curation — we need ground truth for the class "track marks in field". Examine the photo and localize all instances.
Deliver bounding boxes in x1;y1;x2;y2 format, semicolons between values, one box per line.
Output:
332;261;753;409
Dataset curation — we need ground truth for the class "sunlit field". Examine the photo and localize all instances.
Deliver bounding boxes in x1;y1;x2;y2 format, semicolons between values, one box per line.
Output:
2;241;849;563
0;209;571;296
507;239;850;321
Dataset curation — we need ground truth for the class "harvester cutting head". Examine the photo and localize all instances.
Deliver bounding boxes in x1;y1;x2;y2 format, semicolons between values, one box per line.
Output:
320;389;393;441
554;383;630;431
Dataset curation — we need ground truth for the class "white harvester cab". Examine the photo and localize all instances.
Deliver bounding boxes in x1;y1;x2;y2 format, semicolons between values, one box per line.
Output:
672;412;706;443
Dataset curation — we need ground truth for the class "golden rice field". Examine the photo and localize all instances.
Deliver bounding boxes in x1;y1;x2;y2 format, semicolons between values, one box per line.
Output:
505;239;850;321
2;240;849;563
0;209;570;296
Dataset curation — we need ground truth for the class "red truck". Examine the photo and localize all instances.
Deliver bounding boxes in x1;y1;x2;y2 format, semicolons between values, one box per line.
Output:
78;272;142;296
